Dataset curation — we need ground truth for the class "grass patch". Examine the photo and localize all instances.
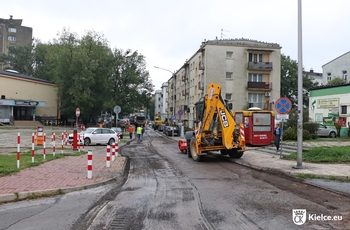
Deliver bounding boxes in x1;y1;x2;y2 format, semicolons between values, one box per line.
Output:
283;146;350;163
296;174;350;182
0;150;85;177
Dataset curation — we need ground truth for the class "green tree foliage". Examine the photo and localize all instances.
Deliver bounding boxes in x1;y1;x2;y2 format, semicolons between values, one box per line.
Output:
327;77;346;86
4;28;154;123
0;44;34;75
280;54;318;108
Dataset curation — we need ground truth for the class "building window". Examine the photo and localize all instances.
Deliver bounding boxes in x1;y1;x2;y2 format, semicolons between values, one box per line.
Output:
249;53;263;62
342;71;347;81
225;93;232;100
248;73;263;82
226;72;233;79
8;36;16;41
8;27;16;33
341;106;347;114
327;73;332;81
226;51;233;59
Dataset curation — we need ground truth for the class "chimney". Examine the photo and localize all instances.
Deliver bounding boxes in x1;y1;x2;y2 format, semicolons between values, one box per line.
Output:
310;68;314;73
10;15;13;20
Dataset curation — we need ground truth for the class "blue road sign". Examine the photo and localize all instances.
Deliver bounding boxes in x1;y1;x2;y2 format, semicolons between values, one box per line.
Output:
171;116;176;120
178;109;183;116
275;97;292;114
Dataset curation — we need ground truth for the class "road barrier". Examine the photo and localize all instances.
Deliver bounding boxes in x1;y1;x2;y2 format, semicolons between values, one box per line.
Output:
106;145;111;168
52;133;56;157
115;141;119;157
87;150;92;179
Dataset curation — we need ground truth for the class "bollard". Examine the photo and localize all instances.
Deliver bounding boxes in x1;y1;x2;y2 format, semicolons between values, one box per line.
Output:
106;145;111;168
17;133;20;168
53;133;56;157
61;133;64;154
43;133;46;159
82;134;84;150
111;143;116;161
87;150;92;179
115;141;119;157
31;133;35;163
78;134;80;152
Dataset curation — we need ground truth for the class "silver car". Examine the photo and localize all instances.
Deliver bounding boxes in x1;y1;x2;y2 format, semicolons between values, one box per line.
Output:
69;128;119;146
317;124;337;138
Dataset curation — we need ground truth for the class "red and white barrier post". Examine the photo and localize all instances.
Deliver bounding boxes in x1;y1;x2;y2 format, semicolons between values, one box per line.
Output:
53;132;56;157
115;141;119;157
61;133;64;154
31;133;35;163
111;143;116;161
17;133;20;168
43;133;46;159
87;150;92;179
78;134;80;152
82;134;84;150
106;145;111;168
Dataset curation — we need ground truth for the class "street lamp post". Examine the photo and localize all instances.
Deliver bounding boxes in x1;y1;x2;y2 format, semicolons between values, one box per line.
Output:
154;66;175;137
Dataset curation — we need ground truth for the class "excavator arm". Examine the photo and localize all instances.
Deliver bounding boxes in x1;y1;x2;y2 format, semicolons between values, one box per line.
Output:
195;83;245;150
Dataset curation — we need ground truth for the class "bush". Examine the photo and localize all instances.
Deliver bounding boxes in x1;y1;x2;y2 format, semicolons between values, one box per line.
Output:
303;122;319;135
282;127;297;140
303;129;311;140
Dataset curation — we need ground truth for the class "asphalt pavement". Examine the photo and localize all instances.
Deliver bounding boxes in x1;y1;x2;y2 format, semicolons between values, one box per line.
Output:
0;129;349;203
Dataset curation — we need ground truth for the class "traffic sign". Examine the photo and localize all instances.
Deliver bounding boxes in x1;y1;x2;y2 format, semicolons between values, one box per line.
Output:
276;114;289;120
275;97;292;114
178;109;183;116
76;108;80;117
171;116;176;120
113;105;121;114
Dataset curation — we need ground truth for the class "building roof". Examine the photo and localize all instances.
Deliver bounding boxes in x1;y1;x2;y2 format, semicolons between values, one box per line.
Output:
0;69;54;85
322;51;350;68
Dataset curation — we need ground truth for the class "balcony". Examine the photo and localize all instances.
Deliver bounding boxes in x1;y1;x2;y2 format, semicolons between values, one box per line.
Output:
182;75;187;82
199;61;205;70
247;62;273;71
247;81;272;91
182;89;189;96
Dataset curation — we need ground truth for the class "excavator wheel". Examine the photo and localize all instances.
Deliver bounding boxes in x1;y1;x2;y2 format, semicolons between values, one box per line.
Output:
228;149;244;159
220;149;228;155
186;139;192;158
190;136;201;162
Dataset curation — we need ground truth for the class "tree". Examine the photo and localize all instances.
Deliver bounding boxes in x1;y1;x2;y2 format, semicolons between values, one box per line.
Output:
280;54;318;108
327;77;346;85
0;44;34;75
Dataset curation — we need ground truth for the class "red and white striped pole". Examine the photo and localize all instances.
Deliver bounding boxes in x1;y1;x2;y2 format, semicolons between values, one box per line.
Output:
61;133;64;154
82;134;84;150
111;142;116;161
115;141;119;157
31;133;35;163
106;145;111;168
43;133;46;159
53;132;56;157
78;134;80;152
87;150;92;179
17;133;20;168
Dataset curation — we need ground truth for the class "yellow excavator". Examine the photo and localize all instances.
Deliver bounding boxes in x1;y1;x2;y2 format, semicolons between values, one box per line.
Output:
185;83;246;161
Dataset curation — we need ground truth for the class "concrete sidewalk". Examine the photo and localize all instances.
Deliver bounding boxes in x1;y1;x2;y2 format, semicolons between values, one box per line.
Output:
1;133;349;204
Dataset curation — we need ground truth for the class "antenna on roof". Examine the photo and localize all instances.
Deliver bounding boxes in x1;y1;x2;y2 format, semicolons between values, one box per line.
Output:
221;29;230;39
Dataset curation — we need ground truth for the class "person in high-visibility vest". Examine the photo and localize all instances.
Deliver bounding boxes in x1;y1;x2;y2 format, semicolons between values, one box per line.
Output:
137;125;143;143
128;125;134;139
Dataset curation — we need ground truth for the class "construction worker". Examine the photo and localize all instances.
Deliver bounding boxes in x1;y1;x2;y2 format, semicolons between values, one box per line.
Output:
128;125;134;139
136;125;143;143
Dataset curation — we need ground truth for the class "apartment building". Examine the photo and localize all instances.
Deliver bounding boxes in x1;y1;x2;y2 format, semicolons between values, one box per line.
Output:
0;15;33;69
166;38;281;128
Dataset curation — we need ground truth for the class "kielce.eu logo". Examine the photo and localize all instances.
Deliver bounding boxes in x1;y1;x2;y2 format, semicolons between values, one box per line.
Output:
293;209;307;225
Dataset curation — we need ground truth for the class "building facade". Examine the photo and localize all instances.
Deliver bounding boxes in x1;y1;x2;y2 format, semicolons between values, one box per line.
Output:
166;39;281;128
0;69;58;124
0;15;33;69
322;51;350;84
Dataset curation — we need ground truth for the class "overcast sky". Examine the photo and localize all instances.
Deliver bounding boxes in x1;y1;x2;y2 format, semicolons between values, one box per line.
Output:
4;0;350;91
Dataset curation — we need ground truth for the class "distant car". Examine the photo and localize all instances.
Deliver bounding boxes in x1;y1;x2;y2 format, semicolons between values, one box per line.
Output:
68;127;118;146
316;124;337;138
158;124;166;132
164;126;180;136
111;127;123;139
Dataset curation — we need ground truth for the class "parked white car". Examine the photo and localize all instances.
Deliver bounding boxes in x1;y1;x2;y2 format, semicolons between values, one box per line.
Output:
68;127;119;146
317;124;337;138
